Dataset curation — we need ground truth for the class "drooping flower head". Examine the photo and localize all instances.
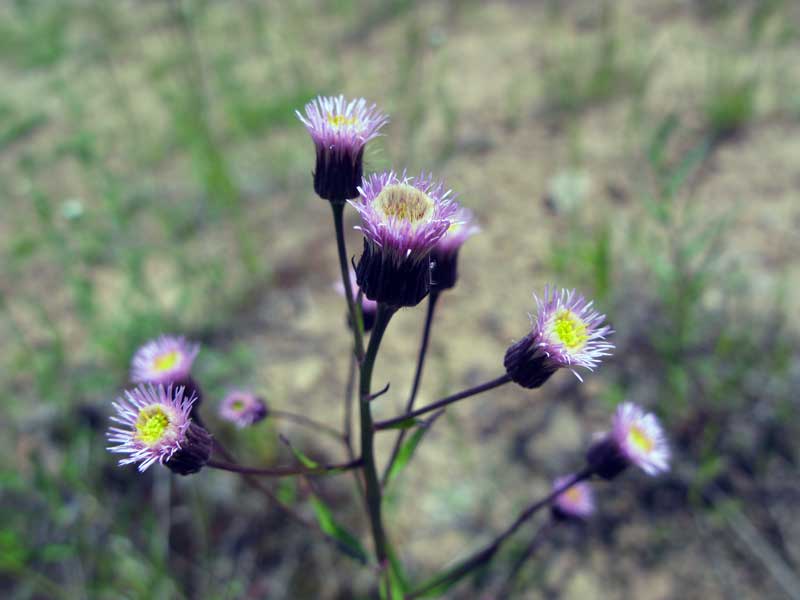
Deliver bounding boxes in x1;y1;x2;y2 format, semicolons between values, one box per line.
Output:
131;335;199;386
351;171;460;307
431;206;480;291
107;384;210;474
334;270;378;331
587;402;670;479
219;390;268;428
296;95;389;202
505;287;613;389
551;475;595;521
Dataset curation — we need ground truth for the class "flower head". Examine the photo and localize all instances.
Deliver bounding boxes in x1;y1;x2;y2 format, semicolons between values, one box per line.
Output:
611;402;670;476
296;95;389;202
219;390;268;428
334;271;378;331
505;287;613;388
552;475;595;520
431;206;480;291
107;384;198;472
351;171;460;306
131;335;199;385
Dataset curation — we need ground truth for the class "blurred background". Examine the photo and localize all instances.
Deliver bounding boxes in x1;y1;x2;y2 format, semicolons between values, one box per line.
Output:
2;0;799;598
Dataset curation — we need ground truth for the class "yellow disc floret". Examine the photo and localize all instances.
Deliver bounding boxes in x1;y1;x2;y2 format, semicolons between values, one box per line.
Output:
136;405;173;446
328;113;359;128
373;183;435;226
153;350;180;373
552;310;589;351
628;426;654;454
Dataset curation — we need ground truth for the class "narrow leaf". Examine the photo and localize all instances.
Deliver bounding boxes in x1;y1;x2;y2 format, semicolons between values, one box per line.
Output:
308;495;368;564
385;427;427;489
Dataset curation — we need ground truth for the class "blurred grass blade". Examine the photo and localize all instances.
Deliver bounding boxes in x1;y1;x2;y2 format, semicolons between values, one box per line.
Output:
308;496;368;564
279;434;319;468
384;411;443;489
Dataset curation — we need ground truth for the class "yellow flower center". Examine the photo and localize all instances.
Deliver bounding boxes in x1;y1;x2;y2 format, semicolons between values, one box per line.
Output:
231;399;245;411
628;426;654;454
564;487;582;503
152;350;180;373
552;310;589;351
373;183;435;226
327;113;359;128
135;405;173;446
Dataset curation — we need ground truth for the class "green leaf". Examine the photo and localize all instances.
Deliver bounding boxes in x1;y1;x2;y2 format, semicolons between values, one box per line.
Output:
308;496;368;564
382;417;422;430
385;426;428;489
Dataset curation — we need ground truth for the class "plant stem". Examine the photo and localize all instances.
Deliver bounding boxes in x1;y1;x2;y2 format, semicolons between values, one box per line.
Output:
382;291;440;485
496;518;555;597
344;351;357;449
374;373;512;431
359;303;396;564
331;201;365;362
207;457;363;477
408;468;593;598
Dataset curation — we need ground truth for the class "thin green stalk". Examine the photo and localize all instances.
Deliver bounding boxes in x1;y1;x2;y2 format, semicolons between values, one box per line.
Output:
408;468;593;598
359;303;396;566
382;291;440;485
331;201;365;361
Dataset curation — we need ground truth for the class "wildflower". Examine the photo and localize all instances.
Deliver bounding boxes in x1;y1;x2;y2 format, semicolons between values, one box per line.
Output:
551;475;595;521
296;95;389;203
431;206;480;292
219;390;268;428
587;402;670;479
504;287;613;389
107;384;211;475
131;335;199;386
335;271;378;331
351;171;459;307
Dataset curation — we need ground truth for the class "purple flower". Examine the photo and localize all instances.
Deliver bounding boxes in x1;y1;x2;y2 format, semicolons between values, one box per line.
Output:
107;384;197;472
505;287;613;388
351;171;460;306
611;403;670;476
334;270;378;331
219;390;268;428
431;206;480;291
296;95;389;202
552;475;595;520
130;335;199;385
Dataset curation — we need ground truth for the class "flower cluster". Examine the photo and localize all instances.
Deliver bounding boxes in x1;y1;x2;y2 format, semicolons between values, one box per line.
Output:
102;93;676;595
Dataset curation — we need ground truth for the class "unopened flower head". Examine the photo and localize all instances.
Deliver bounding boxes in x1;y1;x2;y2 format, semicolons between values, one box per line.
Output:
219;390;268;428
611;402;670;476
296;95;389;202
552;475;595;520
131;335;199;386
351;171;459;306
107;384;198;472
431;206;480;291
505;287;613;389
334;271;378;331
